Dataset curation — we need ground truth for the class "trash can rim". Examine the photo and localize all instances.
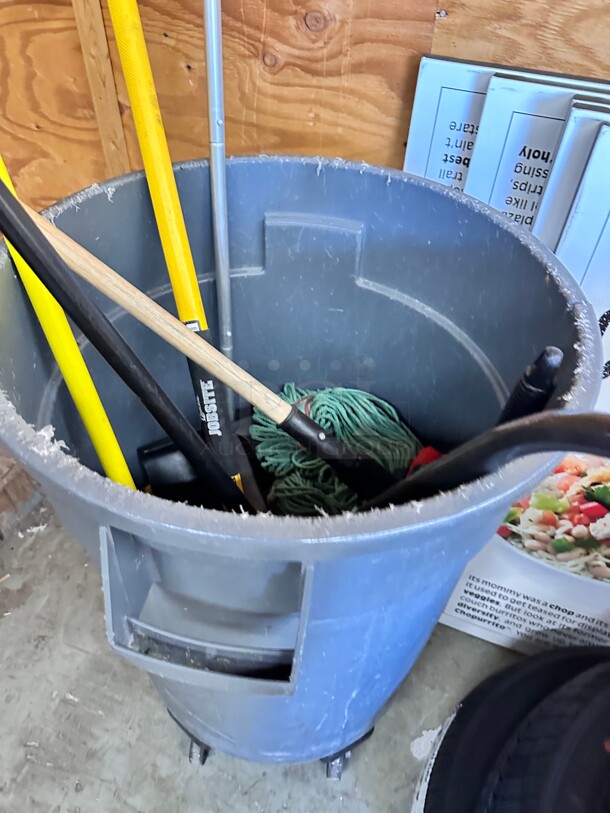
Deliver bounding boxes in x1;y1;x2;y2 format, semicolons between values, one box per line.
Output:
0;155;601;549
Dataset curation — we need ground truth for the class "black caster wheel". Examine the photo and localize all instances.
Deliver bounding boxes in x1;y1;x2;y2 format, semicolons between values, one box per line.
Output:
188;739;211;766
325;752;349;781
321;728;375;781
167;708;213;767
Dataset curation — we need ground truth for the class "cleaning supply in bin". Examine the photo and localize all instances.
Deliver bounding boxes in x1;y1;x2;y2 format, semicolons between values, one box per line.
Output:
248;347;566;515
14;200;401;505
0;179;250;513
15;189;594;516
0;157;136;490
107;0;242;486
365;411;610;509
497;346;564;424
250;384;422;515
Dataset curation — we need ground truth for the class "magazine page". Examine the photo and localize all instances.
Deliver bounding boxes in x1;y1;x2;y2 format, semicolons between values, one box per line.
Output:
440;454;610;653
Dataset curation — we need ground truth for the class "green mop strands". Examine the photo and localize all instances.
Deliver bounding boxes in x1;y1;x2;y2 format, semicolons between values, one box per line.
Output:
250;384;422;516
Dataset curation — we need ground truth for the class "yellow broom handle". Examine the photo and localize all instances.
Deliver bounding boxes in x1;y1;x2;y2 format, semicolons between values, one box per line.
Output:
107;0;207;329
0;158;135;489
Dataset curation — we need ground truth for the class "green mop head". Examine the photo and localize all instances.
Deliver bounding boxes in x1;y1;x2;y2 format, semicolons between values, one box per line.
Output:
249;383;422;516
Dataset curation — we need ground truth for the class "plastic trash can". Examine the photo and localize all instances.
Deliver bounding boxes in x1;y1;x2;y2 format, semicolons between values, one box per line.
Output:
0;157;602;765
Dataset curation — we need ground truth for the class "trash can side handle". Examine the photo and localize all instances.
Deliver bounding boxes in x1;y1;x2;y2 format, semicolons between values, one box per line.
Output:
99;525;313;695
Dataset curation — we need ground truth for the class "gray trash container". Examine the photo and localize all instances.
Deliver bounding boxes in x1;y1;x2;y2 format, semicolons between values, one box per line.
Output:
0;156;601;766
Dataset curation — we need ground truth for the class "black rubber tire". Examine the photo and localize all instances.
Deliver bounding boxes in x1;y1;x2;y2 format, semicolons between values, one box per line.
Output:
476;661;610;813
423;646;610;813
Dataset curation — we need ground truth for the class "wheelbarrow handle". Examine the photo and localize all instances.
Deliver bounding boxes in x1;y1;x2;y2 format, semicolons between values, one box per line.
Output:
365;411;610;508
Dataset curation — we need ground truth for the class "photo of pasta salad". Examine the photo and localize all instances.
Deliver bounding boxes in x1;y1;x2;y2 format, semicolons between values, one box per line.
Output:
497;454;610;581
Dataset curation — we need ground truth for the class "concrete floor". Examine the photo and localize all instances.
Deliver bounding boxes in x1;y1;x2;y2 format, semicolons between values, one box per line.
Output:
0;501;519;813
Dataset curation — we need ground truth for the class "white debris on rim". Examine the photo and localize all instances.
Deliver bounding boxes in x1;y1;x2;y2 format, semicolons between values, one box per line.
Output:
26;524;47;535
410;726;442;761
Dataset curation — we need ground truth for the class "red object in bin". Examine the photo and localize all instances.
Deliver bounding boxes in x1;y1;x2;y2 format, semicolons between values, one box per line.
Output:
407;446;443;477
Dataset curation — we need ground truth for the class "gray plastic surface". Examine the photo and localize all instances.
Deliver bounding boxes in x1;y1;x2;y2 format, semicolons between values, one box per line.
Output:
0;156;602;764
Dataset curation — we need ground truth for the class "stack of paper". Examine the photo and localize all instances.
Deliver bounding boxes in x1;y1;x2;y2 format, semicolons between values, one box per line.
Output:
554;125;610;411
405;56;610;193
533;100;610;249
405;54;610;412
463;75;610;226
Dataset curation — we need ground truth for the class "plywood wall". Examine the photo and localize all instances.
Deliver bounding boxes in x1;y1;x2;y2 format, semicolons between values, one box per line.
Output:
1;0;610;211
0;0;437;209
0;0;108;208
432;0;610;80
104;0;437;170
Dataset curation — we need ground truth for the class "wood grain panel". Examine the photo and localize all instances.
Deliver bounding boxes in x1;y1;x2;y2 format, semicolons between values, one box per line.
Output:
0;0;108;209
71;0;130;177
102;0;437;170
432;0;610;79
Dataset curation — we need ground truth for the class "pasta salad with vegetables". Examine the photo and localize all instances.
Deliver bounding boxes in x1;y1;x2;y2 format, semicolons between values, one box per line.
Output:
498;454;610;581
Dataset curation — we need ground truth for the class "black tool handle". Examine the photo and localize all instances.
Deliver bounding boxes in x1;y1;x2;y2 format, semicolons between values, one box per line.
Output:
498;346;564;424
185;325;241;475
365;411;610;509
280;407;399;500
0;180;251;513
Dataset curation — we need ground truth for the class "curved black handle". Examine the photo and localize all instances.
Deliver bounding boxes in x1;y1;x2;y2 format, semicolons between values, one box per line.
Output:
365;411;610;509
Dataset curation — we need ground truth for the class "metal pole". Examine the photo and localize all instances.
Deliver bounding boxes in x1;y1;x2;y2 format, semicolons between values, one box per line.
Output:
204;0;233;369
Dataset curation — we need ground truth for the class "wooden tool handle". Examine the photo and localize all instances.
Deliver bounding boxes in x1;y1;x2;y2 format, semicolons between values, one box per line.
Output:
24;203;291;426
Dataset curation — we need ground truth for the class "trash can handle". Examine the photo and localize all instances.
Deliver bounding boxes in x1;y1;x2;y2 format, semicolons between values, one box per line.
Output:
99;525;312;695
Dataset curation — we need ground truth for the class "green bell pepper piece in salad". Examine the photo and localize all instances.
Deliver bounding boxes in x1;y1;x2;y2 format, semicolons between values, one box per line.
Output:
530;492;570;513
504;506;524;524
574;537;599;551
551;537;575;553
